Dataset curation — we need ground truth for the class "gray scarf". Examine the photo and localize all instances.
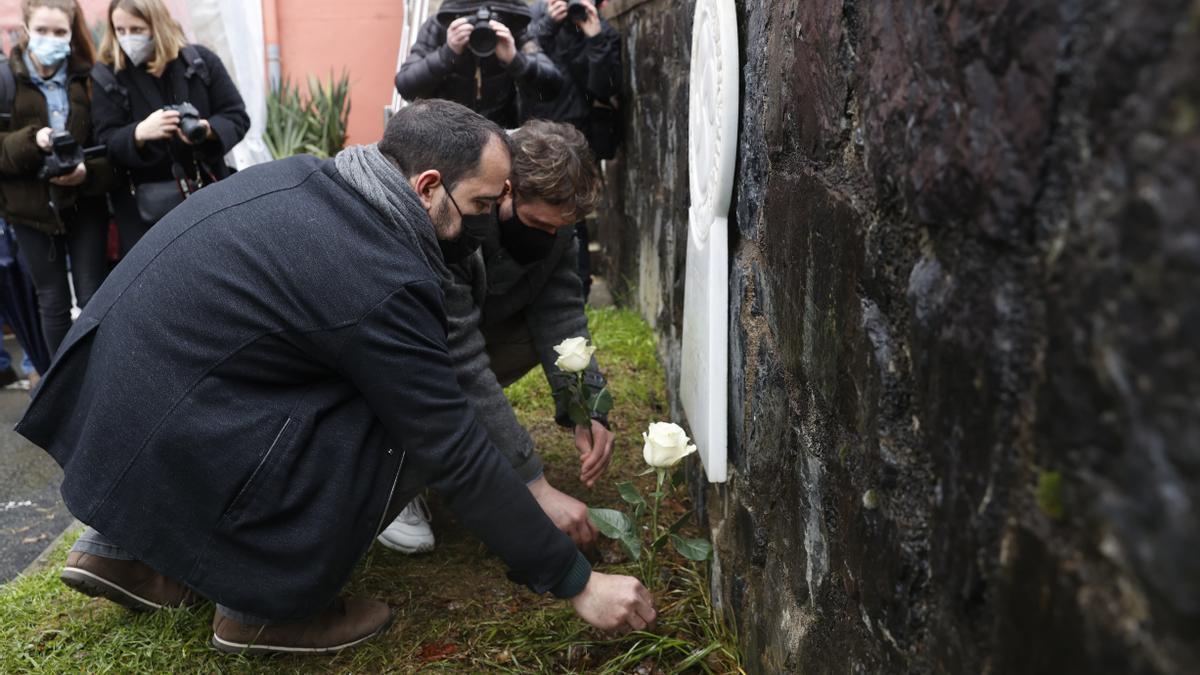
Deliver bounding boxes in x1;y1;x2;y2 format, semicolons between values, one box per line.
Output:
334;144;449;280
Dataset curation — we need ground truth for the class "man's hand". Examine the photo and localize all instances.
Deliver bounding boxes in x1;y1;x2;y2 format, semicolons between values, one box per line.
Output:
569;572;656;633
547;0;569;23
446;17;473;55
49;163;86;186
575;419;614;488
529;475;597;547
490;20;517;64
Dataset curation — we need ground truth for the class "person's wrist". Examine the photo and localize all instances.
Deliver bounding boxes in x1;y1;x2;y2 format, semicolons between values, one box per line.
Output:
551;551;592;599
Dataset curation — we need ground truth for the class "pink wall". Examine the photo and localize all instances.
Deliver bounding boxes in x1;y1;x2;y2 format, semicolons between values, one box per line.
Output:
273;0;404;146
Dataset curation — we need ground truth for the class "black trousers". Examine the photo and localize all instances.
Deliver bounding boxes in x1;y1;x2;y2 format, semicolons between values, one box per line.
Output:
13;209;108;354
112;190;155;259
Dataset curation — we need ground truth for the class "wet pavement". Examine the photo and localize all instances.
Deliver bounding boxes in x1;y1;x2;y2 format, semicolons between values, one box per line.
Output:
0;336;73;584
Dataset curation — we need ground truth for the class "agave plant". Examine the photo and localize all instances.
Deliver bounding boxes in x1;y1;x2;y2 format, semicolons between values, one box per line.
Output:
264;70;352;160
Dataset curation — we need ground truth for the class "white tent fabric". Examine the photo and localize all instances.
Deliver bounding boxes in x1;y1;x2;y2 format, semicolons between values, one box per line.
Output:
185;0;272;169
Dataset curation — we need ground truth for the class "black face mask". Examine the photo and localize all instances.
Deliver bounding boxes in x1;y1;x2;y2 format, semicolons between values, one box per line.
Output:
437;189;494;264
499;199;559;266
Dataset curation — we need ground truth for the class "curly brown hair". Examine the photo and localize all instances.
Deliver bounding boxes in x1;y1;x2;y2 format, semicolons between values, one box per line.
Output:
510;120;602;221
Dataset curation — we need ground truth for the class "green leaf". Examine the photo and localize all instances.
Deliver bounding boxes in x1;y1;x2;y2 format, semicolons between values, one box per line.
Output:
566;400;590;427
633;502;646;522
670;534;712;561
637;467;656;476
651;532;668;551
587;508;631;539
617;482;645;507
671;466;687;488
587;387;614;415
667;509;694;535
619;533;642;562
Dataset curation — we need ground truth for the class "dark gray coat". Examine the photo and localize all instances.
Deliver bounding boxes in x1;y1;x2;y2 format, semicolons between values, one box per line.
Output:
16;155;581;620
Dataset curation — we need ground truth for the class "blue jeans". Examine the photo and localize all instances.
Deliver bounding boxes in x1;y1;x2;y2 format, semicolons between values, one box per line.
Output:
0;333;34;375
72;527;274;625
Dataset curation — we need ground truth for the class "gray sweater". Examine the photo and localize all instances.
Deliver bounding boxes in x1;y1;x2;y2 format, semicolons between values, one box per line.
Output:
444;223;606;482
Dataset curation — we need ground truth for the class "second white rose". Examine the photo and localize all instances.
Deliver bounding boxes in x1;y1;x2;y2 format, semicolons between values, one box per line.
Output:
642;421;698;468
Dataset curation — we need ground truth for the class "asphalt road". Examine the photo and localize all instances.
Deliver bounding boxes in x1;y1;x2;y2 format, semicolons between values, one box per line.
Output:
0;335;73;584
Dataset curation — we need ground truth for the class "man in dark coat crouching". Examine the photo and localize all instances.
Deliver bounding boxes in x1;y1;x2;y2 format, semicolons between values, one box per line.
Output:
15;99;653;655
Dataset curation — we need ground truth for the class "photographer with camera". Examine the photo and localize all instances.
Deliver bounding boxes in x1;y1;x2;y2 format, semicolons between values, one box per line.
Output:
395;0;563;129
91;0;248;259
526;0;621;300
0;0;116;355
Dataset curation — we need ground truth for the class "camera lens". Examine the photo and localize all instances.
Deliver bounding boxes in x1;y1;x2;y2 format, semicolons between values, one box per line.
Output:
468;21;497;57
567;0;589;23
181;119;207;144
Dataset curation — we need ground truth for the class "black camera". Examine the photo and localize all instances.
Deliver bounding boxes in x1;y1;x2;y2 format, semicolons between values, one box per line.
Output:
38;130;84;181
163;102;207;144
567;0;589;23
467;7;499;58
436;3;532;59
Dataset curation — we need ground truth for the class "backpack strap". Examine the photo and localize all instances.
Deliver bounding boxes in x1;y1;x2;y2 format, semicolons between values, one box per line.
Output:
179;45;211;86
0;53;15;131
91;62;131;113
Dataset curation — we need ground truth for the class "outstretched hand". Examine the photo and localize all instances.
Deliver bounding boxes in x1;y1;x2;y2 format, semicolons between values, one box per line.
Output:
529;475;597;547
569;571;656;633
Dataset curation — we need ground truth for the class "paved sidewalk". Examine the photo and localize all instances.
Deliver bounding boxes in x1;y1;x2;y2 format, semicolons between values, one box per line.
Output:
0;335;73;584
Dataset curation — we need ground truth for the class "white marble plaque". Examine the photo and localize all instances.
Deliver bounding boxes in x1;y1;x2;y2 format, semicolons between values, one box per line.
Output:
680;0;738;483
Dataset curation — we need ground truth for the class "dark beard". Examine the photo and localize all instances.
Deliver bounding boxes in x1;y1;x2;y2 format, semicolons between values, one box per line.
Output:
431;194;457;240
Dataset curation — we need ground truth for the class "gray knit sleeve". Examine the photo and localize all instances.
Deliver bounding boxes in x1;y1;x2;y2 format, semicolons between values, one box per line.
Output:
444;255;544;481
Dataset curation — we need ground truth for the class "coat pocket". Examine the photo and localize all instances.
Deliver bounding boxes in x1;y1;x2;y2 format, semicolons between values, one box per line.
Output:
221;417;295;521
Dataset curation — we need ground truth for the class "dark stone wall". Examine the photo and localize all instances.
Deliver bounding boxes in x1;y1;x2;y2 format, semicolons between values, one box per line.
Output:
599;0;1200;672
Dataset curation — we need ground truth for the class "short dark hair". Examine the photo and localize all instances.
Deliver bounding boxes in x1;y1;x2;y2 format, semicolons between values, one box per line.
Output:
379;99;510;189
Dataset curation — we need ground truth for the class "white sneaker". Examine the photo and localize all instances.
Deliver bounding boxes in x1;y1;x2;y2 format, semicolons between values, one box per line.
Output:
376;497;435;554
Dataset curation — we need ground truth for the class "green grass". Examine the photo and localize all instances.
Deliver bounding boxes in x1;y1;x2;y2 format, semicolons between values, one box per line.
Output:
0;307;741;674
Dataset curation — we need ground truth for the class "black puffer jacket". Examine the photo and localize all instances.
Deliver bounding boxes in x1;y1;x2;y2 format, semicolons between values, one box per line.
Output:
394;0;563;128
90;44;248;214
525;0;621;132
0;46;115;235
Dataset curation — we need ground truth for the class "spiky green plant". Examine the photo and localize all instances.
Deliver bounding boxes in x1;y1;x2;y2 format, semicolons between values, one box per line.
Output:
264;71;352;160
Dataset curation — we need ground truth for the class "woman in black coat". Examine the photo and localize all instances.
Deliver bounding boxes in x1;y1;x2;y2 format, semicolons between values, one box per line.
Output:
91;0;248;258
0;0;115;355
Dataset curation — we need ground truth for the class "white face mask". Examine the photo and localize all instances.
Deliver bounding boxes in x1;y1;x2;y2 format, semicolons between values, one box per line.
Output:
27;33;73;68
118;34;154;66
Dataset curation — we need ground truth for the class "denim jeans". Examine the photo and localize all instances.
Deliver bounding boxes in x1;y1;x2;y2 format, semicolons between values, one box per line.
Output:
12;210;108;354
72;527;274;625
73;483;418;626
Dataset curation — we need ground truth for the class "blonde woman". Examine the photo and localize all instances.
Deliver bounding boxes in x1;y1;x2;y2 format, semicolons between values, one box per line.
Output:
0;0;115;355
91;0;248;258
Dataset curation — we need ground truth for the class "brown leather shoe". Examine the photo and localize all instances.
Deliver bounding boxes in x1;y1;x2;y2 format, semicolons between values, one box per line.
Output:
211;597;392;655
60;551;200;612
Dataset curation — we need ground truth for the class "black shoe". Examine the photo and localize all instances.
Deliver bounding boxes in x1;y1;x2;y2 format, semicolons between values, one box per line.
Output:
0;367;19;387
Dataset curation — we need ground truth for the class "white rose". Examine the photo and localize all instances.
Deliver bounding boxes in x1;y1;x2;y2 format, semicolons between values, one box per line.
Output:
642;421;698;468
553;337;596;373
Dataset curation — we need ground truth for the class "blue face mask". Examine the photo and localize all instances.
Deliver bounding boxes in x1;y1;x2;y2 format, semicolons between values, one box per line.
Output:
27;33;72;69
